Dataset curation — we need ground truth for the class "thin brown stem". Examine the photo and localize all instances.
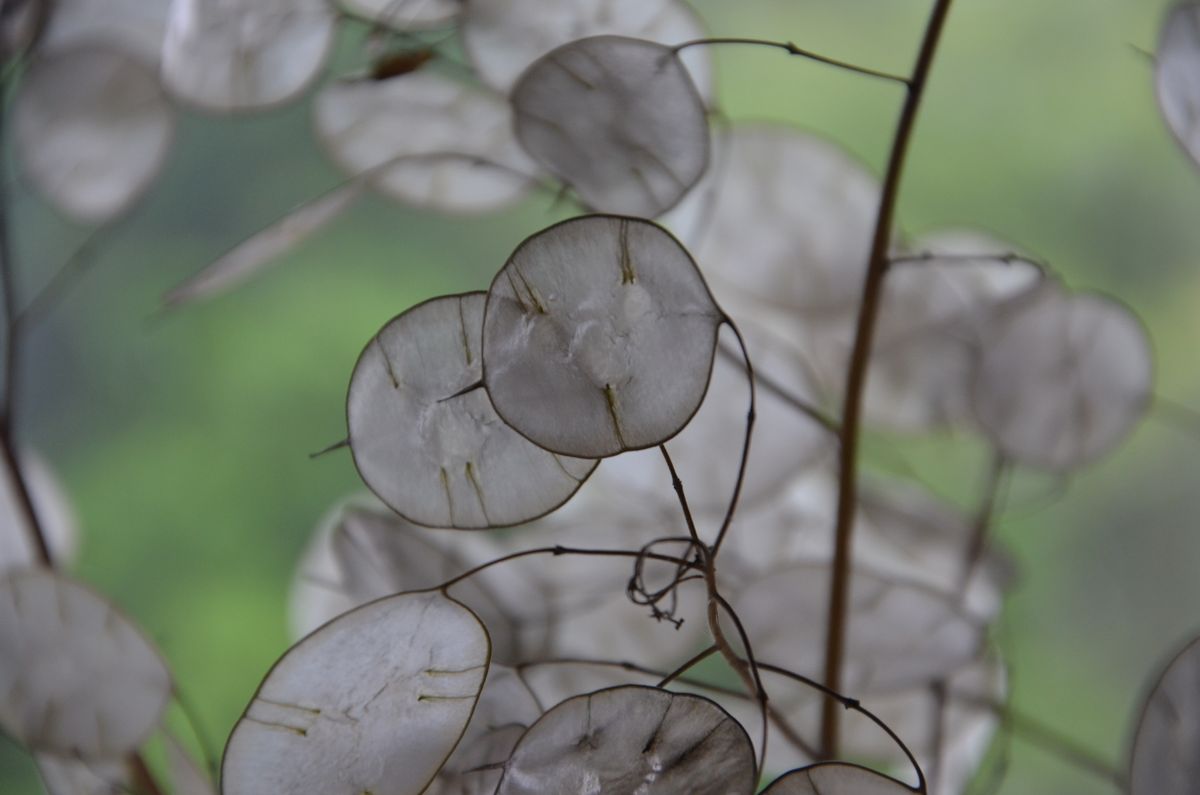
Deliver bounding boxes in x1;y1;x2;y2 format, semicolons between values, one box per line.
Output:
656;644;718;688
711;320;756;558
821;0;956;759
0;71;50;568
659;439;765;757
517;655;820;758
659;445;704;548
954;693;1128;791
437;545;696;593
758;662;927;793
670;37;910;85
719;340;838;433
958;450;1008;591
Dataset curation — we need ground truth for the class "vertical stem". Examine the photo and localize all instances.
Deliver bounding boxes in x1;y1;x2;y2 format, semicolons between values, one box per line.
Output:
0;65;50;567
0;36;163;795
819;0;956;759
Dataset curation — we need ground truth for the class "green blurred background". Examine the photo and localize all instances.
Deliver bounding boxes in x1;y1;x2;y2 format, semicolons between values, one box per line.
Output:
3;0;1199;792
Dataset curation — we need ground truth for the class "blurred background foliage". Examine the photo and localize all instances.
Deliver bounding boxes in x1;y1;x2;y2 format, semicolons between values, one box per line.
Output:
2;0;1198;792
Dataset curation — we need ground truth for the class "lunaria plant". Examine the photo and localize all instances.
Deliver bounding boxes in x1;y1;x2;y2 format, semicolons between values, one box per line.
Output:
1;1;1198;794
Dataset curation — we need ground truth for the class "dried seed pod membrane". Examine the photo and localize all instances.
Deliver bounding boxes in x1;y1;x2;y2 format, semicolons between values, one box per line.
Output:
1157;4;1200;167
15;44;174;224
222;590;490;795
664;124;881;314
0;570;171;758
603;323;829;510
762;764;912;794
289;502;523;662
313;72;537;213
462;0;711;96
734;562;983;692
349;292;597;527
511;36;710;217
843;229;1044;430
161;0;334;113
482;216;724;458
1130;635;1200;794
495;686;756;795
971;282;1151;471
429;665;541;795
41;0;169;60
36;754;129;795
341;0;461;29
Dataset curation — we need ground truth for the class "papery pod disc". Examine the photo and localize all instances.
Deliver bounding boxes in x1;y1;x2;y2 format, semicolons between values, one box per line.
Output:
832;230;1044;431
349;292;597;527
0;570;172;758
14;43;174;224
161;0;335;113
1157;4;1200;167
970;281;1151;471
428;665;541;795
495;685;756;795
222;590;490;795
483;216;724;458
288;501;522;662
313;72;538;213
855;482;1014;621
762;763;912;794
41;0;170;60
511;36;709;217
713;471;1012;622
340;0;461;29
1130;635;1200;794
733;562;983;692
35;754;129;795
462;0;710;96
603;322;830;510
663;124;881;315
0;450;78;573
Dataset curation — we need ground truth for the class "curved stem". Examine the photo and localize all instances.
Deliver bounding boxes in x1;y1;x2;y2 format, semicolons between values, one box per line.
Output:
711;320;756;558
758;662;927;793
820;0;956;759
437;545;696;593
0;71;50;568
670;37;910;85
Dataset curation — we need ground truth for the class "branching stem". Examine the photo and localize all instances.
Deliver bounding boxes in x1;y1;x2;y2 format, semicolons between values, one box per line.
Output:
670;37;910;86
821;0;956;759
437;545;697;593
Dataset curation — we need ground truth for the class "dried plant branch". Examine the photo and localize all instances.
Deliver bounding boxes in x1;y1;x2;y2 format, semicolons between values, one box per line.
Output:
669;37;910;86
822;0;957;759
